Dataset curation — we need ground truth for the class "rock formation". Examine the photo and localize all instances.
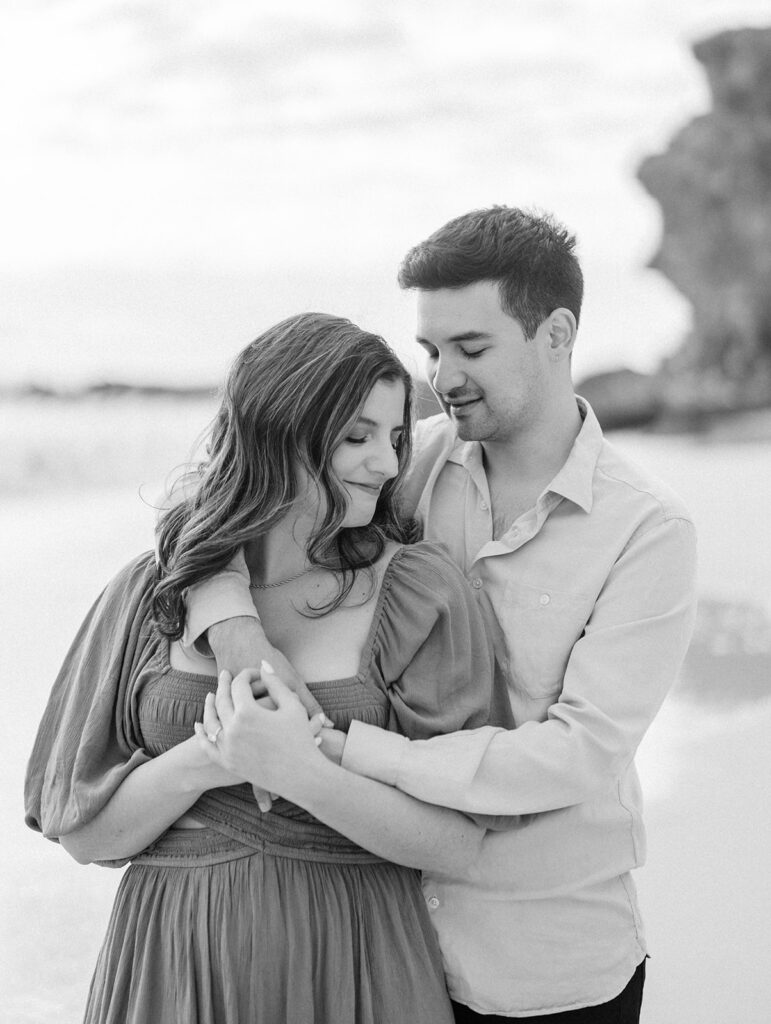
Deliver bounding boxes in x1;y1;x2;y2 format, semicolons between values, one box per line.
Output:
637;26;771;421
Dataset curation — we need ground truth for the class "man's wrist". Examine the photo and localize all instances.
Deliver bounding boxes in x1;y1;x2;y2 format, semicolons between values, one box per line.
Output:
341;721;407;786
206;616;271;674
207;615;265;643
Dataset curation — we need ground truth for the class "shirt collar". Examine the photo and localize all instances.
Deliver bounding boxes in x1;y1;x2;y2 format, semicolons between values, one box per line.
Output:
445;396;602;513
546;397;602;513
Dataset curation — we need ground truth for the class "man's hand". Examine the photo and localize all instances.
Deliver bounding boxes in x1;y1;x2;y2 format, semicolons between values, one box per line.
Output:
206;617;325;718
205;618;332;811
317;727;347;766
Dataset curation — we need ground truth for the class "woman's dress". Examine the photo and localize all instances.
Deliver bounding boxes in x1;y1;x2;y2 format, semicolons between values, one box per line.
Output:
25;543;499;1024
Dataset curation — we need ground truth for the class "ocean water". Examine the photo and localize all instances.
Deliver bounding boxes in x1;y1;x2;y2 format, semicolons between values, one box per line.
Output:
3;397;770;1023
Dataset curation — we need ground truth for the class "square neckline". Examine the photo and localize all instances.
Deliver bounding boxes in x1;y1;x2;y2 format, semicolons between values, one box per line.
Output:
158;545;409;699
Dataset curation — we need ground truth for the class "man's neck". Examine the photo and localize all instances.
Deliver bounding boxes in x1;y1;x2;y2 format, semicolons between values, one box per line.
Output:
481;397;583;511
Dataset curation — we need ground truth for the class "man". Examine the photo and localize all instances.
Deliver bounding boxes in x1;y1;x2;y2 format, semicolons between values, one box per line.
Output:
186;206;697;1021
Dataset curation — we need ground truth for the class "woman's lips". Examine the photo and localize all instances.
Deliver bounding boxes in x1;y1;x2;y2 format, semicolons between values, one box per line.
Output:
346;481;381;495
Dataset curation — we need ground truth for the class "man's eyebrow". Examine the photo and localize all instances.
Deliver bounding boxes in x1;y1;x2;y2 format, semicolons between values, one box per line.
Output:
416;331;492;344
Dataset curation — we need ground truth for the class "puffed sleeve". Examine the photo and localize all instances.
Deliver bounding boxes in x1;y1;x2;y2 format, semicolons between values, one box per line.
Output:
372;542;513;740
24;552;158;852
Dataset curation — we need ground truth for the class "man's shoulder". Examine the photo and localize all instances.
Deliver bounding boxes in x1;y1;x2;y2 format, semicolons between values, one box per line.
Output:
414;412;454;446
411;413;458;469
594;436;693;525
400;414;457;516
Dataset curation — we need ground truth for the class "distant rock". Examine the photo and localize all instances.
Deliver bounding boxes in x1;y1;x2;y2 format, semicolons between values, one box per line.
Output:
575;368;661;430
638;26;771;419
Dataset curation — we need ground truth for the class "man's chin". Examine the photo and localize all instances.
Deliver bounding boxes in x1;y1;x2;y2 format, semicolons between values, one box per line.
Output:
452;419;486;442
447;405;486;441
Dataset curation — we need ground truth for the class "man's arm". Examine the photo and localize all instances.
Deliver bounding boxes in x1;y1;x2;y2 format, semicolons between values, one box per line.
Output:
183;553;327;812
341;516;697;815
183;551;324;719
182;551;259;654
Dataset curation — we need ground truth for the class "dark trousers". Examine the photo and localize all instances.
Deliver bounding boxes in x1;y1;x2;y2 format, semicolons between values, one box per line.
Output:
451;958;646;1023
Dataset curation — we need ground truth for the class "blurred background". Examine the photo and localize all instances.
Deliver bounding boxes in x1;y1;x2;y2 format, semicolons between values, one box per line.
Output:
2;2;770;1022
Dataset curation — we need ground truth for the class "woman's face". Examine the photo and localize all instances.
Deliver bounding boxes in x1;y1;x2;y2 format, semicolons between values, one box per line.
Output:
330;378;406;529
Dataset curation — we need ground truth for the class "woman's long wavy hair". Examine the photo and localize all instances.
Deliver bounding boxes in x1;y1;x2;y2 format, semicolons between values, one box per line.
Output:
153;313;417;638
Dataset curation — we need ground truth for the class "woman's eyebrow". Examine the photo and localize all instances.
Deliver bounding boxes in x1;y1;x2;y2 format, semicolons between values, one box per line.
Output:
352;416;405;431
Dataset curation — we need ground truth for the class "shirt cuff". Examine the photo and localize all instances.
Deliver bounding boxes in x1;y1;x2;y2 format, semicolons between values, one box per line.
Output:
341;721;408;786
182;573;259;650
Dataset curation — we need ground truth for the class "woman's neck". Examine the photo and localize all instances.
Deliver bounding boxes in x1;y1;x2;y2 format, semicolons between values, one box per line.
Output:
245;509;318;587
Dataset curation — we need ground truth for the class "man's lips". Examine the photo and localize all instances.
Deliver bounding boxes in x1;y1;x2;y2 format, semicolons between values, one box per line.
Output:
445;396;482;411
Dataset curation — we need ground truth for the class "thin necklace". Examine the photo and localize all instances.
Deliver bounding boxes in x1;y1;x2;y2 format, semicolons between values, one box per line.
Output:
249;566;315;590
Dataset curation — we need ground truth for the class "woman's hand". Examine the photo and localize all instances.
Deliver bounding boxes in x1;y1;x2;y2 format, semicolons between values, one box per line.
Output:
195;664;325;804
190;724;248;790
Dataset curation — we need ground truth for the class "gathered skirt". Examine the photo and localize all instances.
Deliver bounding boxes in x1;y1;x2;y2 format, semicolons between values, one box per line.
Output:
84;828;454;1024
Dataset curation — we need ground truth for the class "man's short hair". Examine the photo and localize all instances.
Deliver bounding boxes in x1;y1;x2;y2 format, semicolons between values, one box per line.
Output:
398;206;583;339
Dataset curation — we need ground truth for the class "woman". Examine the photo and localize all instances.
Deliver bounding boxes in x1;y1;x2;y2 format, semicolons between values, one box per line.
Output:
25;313;501;1024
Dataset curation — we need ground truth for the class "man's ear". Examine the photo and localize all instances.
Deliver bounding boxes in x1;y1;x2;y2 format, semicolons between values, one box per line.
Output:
545;308;577;362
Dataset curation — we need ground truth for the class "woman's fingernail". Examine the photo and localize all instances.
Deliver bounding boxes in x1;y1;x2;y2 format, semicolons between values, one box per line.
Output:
260;659;275;675
315;736;323;747
218;670;229;684
322;714;334;727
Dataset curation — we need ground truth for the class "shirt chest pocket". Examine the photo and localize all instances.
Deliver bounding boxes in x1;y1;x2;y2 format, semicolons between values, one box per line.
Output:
500;580;594;699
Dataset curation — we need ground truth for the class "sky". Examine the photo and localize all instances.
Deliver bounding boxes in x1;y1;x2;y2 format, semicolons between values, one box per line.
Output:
3;0;771;387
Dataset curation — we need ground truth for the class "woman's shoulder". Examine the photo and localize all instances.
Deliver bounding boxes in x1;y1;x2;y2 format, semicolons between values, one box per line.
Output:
80;550;158;636
383;540;470;606
101;550;157;602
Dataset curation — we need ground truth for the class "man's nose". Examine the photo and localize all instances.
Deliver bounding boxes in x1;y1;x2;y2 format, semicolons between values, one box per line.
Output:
431;355;466;396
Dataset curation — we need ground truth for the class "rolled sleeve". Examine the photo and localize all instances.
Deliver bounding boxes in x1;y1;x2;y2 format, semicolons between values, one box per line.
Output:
341;720;406;785
181;550;258;652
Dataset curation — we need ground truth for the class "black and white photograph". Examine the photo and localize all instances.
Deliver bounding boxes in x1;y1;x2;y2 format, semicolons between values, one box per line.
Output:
3;2;770;1022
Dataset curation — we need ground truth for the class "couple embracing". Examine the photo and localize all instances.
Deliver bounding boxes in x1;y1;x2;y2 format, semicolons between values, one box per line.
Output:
26;206;697;1023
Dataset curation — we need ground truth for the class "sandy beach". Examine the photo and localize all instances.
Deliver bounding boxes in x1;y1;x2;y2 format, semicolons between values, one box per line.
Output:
3;399;770;1023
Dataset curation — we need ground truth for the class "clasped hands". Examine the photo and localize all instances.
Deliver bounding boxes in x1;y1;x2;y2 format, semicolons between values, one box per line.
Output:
193;661;347;811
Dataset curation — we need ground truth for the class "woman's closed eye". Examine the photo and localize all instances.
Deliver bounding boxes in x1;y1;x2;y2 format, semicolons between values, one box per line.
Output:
345;431;403;450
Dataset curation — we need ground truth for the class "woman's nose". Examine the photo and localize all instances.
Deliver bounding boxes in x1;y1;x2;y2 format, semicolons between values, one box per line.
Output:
367;441;399;480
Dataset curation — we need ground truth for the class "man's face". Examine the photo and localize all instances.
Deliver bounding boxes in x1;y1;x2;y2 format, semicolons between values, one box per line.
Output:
416;281;550;445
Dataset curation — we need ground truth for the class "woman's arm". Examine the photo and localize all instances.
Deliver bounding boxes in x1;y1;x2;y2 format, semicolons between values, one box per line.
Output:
198;667;485;876
59;737;243;864
276;750;484;875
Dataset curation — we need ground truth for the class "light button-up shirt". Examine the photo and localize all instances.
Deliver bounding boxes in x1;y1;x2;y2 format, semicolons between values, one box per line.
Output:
342;400;697;1015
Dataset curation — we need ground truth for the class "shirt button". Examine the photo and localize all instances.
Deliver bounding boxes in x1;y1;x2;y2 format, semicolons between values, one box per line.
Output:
539;593;550;606
427;895;440;909
480;500;489;511
471;578;483;589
